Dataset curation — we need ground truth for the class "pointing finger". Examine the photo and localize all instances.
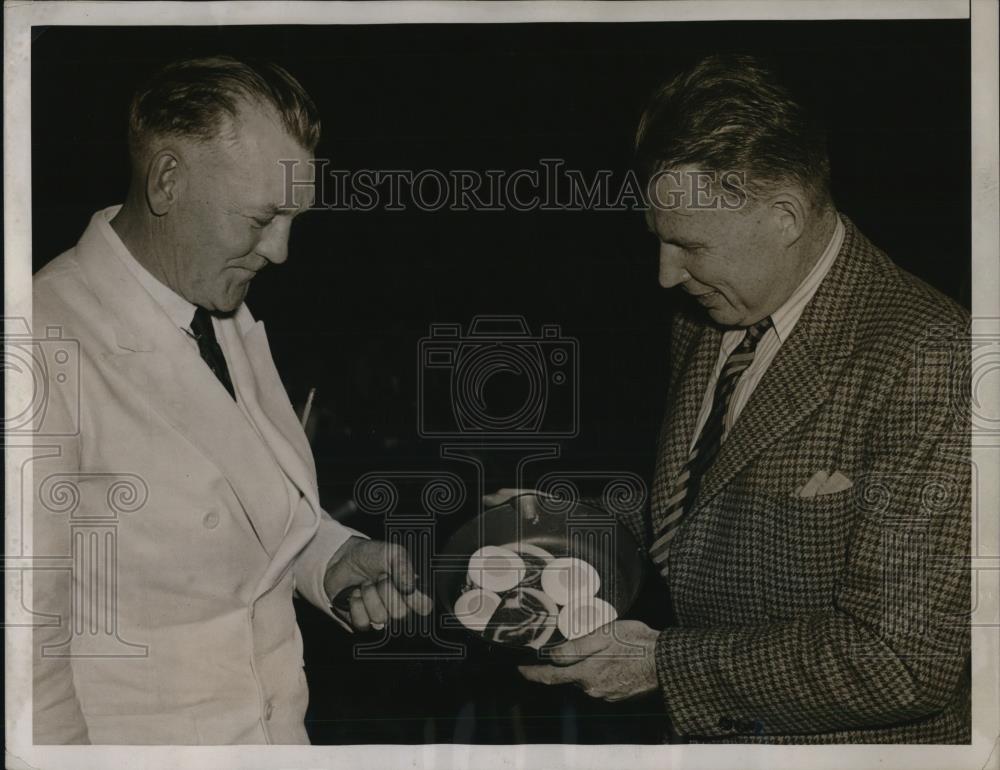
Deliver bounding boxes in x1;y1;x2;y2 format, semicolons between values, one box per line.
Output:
404;587;434;616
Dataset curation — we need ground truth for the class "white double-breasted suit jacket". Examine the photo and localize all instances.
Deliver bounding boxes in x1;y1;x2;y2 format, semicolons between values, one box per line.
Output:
32;206;357;744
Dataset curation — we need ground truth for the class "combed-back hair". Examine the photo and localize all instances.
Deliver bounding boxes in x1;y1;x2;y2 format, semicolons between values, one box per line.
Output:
127;55;321;160
635;54;831;208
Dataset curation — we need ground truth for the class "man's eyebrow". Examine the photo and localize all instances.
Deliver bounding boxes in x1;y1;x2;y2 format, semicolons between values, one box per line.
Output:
656;231;702;248
248;203;310;218
645;217;698;246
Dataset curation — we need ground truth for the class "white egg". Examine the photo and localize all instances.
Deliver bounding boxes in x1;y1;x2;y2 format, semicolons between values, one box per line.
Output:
540;556;601;606
454;588;502;630
557;597;618;640
467;545;525;592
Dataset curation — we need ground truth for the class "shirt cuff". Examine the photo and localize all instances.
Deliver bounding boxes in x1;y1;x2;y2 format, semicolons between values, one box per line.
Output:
294;514;367;631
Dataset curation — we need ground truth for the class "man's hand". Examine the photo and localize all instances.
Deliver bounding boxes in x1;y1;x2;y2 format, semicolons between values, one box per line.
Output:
518;620;660;702
324;537;433;631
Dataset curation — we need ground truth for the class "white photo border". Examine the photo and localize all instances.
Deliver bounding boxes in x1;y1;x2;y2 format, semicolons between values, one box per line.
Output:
5;2;997;769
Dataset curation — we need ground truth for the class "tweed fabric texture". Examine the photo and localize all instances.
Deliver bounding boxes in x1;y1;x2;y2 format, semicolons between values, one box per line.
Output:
650;317;774;573
647;216;971;744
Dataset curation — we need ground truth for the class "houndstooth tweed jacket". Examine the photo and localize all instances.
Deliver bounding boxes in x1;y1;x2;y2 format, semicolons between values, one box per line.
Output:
631;215;971;744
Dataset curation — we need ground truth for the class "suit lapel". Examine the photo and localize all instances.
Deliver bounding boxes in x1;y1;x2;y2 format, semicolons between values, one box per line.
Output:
694;331;828;509
651;319;719;528
104;343;285;550
218;316;319;514
76;217;290;555
217;316;326;596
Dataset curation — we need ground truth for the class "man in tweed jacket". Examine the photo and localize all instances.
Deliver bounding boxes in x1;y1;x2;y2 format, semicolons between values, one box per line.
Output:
519;55;970;743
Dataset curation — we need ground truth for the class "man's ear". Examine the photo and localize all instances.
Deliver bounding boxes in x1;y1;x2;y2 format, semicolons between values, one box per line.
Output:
767;186;809;247
145;149;182;216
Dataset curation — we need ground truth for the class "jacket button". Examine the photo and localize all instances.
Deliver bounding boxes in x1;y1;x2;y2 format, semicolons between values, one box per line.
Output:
202;510;220;529
264;701;274;721
717;717;734;731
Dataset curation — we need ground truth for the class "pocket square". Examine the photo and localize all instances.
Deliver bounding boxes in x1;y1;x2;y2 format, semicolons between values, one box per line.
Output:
794;470;853;498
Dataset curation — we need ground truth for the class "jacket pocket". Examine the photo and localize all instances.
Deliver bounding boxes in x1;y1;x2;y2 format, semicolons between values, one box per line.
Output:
747;487;857;619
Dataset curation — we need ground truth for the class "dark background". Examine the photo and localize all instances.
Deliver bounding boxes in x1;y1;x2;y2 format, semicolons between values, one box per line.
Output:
32;20;970;743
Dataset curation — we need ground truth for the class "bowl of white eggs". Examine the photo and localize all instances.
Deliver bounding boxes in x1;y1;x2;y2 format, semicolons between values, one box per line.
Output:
436;493;646;658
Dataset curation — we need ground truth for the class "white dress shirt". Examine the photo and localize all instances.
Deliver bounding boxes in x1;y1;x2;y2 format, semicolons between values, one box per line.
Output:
689;215;845;451
108;214;202;348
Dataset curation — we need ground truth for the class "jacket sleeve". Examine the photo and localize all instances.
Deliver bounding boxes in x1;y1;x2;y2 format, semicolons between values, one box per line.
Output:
292;505;367;630
655;336;971;738
31;367;91;744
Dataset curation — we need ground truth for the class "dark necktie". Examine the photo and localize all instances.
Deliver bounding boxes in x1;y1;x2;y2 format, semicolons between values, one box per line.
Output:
649;317;773;574
190;306;236;400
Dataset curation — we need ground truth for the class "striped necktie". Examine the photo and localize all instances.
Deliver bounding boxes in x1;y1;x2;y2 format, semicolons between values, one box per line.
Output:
649;316;773;574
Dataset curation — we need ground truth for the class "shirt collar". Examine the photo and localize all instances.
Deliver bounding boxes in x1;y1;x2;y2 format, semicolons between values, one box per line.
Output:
768;214;845;344
97;205;199;334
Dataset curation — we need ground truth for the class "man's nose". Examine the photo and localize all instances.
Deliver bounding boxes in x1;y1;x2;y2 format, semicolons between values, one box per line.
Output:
257;220;291;265
658;243;690;288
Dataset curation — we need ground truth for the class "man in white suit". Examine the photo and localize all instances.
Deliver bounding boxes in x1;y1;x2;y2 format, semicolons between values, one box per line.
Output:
32;56;430;744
